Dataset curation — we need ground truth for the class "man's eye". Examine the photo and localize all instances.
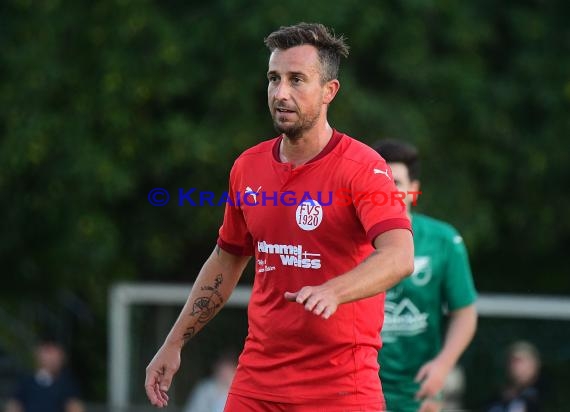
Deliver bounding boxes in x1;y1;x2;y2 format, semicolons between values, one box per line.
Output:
292;77;301;83
268;76;278;82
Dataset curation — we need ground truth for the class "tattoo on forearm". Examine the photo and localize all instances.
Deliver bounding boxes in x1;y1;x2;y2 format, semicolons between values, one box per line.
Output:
183;274;224;343
182;327;196;342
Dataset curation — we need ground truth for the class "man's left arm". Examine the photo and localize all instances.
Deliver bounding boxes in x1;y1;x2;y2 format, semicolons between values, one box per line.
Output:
416;229;478;408
284;228;414;319
415;304;477;402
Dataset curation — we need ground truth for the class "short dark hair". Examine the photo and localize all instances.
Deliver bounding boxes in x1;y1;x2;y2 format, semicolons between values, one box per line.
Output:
264;22;349;83
508;341;541;363
374;139;420;181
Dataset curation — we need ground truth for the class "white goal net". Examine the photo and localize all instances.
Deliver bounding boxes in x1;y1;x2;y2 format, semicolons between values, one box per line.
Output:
109;284;570;411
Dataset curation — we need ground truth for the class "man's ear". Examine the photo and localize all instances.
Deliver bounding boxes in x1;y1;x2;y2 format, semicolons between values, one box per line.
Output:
323;79;340;104
410;180;421;193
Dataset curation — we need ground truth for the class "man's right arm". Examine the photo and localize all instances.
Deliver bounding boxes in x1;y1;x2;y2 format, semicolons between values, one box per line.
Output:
145;245;250;408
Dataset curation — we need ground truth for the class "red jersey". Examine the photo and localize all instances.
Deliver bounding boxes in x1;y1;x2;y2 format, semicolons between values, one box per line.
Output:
217;130;411;405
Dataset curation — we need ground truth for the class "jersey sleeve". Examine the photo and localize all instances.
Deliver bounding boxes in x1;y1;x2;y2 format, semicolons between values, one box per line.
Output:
349;157;411;243
442;230;478;310
217;163;254;256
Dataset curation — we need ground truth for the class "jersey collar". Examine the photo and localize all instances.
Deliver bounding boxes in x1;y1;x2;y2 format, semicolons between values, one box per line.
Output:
272;129;343;164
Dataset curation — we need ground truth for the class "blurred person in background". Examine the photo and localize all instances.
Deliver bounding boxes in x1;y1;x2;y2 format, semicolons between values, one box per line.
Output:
374;140;478;412
4;340;84;412
183;351;237;412
486;341;543;412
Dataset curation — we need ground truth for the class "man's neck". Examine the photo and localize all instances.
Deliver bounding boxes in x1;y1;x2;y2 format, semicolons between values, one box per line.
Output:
280;123;333;167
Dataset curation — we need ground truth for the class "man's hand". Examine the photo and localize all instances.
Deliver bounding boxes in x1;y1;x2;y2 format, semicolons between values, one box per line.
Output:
418;398;443;412
415;357;451;400
145;343;181;408
284;284;339;319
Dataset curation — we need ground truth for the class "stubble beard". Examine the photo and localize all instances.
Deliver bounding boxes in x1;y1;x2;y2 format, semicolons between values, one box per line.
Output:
272;107;321;141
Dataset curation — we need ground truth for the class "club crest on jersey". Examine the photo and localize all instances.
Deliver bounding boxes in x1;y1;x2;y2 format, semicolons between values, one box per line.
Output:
411;256;432;286
295;198;323;231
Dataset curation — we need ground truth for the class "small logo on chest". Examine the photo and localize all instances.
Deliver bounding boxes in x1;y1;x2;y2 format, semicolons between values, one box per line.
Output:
244;186;262;204
411;256;432;286
295;199;323;231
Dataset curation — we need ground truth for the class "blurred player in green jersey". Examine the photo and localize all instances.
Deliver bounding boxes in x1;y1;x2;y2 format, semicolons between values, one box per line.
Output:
375;140;478;412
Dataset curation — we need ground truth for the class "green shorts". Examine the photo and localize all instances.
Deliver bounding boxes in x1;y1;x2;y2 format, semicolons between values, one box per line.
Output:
384;386;443;412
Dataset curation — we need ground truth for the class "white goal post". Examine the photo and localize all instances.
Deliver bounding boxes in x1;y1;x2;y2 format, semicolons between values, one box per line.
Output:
108;283;570;409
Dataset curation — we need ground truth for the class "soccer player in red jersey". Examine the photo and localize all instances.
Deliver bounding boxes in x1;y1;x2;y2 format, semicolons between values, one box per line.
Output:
145;23;414;411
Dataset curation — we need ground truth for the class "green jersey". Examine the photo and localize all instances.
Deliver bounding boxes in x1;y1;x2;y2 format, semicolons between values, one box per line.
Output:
379;213;477;412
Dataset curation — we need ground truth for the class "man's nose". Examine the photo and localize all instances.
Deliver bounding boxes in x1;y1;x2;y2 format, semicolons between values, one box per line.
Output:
273;82;290;100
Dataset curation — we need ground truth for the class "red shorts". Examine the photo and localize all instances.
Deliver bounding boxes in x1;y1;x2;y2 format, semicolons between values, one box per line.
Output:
224;393;386;412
